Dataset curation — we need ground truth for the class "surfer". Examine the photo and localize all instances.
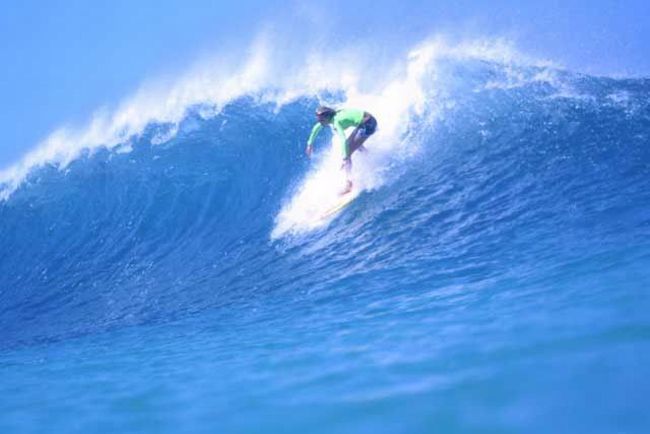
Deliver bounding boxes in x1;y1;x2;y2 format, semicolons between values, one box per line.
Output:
305;106;378;194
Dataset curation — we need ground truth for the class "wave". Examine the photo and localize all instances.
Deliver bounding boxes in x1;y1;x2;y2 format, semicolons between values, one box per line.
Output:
1;36;649;350
0;37;542;200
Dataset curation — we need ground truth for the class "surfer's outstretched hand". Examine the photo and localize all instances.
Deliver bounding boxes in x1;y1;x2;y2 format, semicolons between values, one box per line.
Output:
305;144;313;158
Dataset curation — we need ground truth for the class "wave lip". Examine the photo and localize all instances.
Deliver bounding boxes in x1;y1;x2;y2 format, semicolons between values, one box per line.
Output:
1;36;548;201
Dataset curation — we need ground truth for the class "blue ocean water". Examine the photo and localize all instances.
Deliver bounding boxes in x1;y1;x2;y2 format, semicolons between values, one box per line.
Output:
1;55;650;433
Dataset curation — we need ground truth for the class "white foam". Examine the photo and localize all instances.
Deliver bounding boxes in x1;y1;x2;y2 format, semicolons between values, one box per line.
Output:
0;35;534;202
272;37;543;237
271;41;446;237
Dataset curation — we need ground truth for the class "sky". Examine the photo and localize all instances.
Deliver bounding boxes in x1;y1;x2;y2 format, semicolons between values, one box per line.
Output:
1;0;648;168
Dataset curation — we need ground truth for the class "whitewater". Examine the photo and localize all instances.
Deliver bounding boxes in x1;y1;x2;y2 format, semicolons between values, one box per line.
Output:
1;37;649;433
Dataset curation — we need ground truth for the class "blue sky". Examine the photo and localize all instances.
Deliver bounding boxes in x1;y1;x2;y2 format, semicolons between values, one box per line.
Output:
1;0;648;168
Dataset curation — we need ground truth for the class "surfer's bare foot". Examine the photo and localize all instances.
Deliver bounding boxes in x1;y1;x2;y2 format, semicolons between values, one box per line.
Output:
339;180;353;195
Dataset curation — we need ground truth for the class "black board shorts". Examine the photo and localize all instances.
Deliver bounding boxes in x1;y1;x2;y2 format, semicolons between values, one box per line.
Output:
359;114;377;137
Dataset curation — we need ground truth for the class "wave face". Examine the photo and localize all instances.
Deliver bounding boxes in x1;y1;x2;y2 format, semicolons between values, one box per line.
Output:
1;50;650;432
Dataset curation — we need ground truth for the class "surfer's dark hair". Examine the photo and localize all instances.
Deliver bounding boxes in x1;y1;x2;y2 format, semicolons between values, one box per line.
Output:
315;106;336;120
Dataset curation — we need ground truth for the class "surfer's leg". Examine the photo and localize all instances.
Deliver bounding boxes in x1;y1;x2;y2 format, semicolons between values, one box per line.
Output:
348;134;369;155
341;116;376;195
345;127;361;157
347;115;377;156
339;158;353;195
340;178;353;195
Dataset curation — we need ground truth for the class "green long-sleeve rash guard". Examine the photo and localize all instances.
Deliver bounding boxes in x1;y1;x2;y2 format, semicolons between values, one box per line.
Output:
307;108;365;158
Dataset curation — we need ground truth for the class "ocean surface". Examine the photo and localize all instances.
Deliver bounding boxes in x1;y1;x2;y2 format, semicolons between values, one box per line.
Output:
1;42;649;433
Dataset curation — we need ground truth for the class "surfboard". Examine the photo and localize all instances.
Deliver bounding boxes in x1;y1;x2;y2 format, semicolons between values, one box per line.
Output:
318;190;359;221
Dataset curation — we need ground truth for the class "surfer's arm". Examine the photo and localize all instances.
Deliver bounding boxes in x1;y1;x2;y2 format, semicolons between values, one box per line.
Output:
333;123;349;158
305;122;323;157
307;123;322;148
